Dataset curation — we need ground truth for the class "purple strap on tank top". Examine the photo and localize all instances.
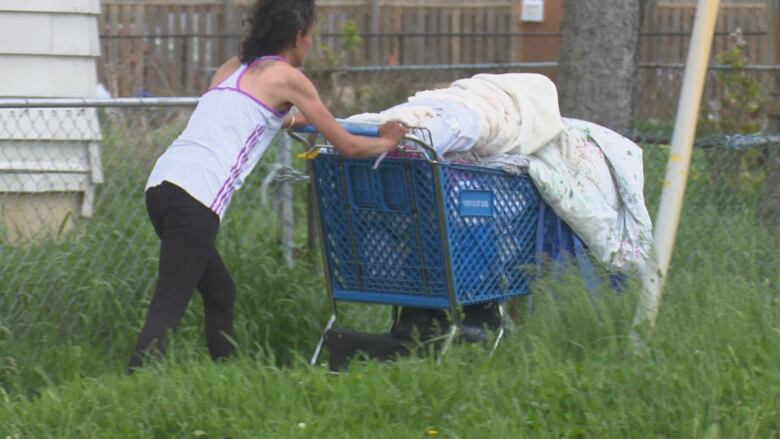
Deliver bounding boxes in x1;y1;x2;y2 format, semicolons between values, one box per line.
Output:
206;55;290;118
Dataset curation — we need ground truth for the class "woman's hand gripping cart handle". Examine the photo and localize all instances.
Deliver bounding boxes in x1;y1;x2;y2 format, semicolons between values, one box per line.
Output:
288;122;441;166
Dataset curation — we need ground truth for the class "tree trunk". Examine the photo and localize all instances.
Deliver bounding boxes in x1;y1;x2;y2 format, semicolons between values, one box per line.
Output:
557;0;643;134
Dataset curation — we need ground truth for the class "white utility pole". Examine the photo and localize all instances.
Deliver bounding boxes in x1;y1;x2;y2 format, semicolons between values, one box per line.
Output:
632;0;721;344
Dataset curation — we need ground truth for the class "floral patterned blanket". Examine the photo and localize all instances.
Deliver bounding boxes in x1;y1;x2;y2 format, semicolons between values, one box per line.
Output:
528;118;653;273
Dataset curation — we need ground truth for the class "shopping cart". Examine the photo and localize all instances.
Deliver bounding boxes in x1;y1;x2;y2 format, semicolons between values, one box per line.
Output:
290;123;541;365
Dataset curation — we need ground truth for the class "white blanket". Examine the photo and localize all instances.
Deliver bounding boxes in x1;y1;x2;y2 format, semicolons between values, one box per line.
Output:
348;73;565;157
348;97;481;155
345;74;653;273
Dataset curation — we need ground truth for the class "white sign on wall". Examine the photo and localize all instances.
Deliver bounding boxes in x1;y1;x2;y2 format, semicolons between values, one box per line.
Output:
522;0;545;23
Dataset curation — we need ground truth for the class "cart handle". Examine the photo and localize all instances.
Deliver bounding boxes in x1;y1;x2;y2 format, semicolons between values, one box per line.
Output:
289;122;441;163
297;122;380;138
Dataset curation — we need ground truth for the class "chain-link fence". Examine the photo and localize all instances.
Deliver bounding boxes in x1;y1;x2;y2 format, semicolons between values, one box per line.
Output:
1;90;779;351
0;101;312;352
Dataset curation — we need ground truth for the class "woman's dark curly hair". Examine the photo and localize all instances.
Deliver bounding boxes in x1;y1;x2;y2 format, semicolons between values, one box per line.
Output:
240;0;316;64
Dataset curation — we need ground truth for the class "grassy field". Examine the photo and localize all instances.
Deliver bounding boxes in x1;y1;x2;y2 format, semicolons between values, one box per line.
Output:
1;124;778;437
1;240;778;437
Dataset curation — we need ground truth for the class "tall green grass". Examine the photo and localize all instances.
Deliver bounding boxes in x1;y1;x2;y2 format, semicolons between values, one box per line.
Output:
0;119;383;398
1;127;778;437
1;235;778;437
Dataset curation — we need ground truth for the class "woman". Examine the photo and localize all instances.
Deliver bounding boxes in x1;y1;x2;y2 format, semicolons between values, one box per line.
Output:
128;0;406;370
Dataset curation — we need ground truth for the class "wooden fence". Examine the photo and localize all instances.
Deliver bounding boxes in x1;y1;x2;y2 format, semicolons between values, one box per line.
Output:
315;0;516;66
641;1;772;63
98;0;518;96
99;0;230;96
636;1;776;122
98;0;778;99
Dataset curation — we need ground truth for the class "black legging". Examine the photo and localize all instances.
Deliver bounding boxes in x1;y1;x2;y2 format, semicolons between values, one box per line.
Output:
128;181;236;370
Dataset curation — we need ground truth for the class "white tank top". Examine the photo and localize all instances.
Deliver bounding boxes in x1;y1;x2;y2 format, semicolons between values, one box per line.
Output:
146;56;288;219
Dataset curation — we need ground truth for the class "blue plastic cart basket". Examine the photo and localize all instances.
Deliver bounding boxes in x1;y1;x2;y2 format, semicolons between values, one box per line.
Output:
291;123;541;363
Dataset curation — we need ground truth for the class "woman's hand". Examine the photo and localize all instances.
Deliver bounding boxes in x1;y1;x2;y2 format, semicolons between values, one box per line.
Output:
378;121;406;151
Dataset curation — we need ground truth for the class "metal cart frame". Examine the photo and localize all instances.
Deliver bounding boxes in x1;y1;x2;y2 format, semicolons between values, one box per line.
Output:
290;123;536;365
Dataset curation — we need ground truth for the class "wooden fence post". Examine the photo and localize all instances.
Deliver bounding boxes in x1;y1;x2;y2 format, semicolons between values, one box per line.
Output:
451;9;461;64
415;6;425;64
370;0;380;65
510;0;522;63
769;0;779;131
133;3;145;96
222;0;238;63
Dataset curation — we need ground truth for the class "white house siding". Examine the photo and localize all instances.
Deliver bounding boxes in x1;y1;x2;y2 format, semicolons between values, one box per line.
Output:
0;0;102;242
0;0;99;14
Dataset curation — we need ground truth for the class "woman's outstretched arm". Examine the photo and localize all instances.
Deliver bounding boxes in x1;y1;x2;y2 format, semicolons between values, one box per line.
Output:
283;67;405;158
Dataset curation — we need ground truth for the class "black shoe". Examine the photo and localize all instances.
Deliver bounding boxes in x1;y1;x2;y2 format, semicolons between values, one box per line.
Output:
459;325;488;344
460;302;501;344
390;307;449;341
463;302;501;329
